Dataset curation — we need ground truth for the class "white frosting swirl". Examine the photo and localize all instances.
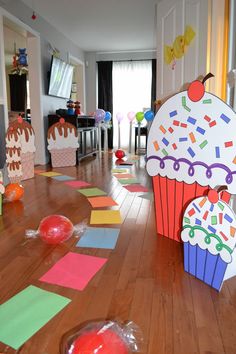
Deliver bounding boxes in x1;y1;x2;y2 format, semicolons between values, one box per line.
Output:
47;129;79;150
147;91;236;193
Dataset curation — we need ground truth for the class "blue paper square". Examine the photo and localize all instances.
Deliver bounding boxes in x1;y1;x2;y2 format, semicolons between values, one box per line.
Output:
52;175;75;181
76;227;120;249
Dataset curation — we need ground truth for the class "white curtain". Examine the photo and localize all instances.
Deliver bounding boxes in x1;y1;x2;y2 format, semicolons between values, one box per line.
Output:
112;60;152;150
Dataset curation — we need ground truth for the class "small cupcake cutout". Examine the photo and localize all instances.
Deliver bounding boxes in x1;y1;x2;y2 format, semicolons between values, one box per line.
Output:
181;187;236;291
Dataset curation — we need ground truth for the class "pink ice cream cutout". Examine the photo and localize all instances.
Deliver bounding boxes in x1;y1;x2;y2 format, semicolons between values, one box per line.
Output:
181;187;236;291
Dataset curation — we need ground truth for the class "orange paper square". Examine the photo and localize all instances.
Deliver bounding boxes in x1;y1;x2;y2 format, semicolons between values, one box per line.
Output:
87;196;118;208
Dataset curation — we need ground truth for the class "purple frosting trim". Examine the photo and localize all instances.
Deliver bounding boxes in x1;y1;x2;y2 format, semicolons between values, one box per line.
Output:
147;155;236;184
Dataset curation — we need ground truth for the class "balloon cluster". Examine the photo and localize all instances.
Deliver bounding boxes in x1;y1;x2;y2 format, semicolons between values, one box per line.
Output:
94;109;112;124
115;110;154;124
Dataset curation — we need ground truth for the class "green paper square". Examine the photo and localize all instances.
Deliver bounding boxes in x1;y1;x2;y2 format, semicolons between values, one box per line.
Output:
78;188;107;197
0;285;71;349
118;178;139;185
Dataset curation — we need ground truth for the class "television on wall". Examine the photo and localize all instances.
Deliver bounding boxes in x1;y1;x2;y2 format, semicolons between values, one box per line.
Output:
48;56;74;99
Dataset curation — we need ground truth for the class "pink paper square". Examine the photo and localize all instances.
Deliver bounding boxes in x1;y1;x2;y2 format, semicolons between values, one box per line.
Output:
64;180;91;188
123;184;149;192
39;252;107;290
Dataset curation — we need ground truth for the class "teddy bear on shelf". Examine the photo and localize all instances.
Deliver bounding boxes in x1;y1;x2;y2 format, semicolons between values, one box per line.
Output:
66;100;75;115
74;101;81;116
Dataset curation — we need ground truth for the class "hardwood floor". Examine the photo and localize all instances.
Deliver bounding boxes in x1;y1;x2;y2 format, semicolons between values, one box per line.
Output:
1;153;236;354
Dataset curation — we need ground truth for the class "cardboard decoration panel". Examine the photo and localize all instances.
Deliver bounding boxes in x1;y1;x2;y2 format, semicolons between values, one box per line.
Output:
181;189;236;291
5;116;36;183
47;118;79;167
146;76;236;242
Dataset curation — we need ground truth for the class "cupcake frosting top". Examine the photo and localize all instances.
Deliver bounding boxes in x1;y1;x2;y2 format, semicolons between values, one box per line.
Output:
47;119;79;150
146;88;236;193
181;191;236;263
5;117;36;153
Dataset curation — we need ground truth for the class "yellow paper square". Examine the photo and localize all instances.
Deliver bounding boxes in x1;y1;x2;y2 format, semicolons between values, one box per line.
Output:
90;210;122;224
39;172;62;177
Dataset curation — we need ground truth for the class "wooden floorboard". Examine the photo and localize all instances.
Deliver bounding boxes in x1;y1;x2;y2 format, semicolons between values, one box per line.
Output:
1;153;236;353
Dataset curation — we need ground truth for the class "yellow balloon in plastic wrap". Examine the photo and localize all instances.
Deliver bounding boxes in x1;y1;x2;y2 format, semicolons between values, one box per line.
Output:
184;25;196;45
173;35;185;59
164;45;175;65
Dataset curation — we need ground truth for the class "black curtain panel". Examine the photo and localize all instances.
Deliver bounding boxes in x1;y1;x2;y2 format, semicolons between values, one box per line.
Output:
97;61;113;149
151;59;157;112
9;74;27;112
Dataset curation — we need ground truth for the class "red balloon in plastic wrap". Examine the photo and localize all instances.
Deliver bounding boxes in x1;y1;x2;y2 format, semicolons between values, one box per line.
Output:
115;150;125;159
71;329;129;354
4;183;24;201
38;215;74;244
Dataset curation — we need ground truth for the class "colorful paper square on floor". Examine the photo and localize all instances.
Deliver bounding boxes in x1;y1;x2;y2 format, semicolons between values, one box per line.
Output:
78;188;107;197
0;285;71;350
40;252;107;291
52;175;75;181
118;178;139;185
34;169;46;174
87;196;118;208
111;168;129;173
76;227;120;249
64;180;91;188
113;173;135;179
39;171;62;177
90;210;122;224
124;184;149;192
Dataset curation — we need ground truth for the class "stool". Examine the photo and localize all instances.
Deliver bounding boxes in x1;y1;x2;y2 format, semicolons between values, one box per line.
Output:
135;127;148;154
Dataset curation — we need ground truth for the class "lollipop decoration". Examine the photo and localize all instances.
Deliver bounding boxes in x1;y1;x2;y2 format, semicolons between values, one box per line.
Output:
135;112;144;155
103;111;112;151
116;112;124;149
95;109;106;155
127;111;135;154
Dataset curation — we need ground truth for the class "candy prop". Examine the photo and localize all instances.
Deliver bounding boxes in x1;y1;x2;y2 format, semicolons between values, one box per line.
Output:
6;116;36;183
60;320;143;354
95;109;106;155
25;215;87;245
181;187;236;291
135;112;144;155
116;113;124;149
47;118;79;167
4;183;24;202
164;25;196;69
115;150;125;159
127;112;135;154
146;73;236;242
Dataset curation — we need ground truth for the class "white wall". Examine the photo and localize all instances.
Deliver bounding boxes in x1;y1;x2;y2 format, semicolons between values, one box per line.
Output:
0;0;85;164
85;50;156;114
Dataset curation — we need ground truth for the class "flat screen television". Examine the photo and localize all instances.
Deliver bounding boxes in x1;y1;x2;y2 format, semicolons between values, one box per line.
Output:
48;56;74;99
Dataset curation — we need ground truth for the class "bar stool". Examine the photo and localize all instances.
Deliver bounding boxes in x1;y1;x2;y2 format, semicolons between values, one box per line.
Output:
134;126;148;154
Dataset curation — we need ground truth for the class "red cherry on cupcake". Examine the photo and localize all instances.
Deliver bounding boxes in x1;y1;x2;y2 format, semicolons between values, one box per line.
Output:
187;73;214;102
208;189;219;204
187;80;205;102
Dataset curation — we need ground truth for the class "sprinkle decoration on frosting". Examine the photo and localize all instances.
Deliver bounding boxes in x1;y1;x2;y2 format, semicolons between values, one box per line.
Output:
181;194;236;263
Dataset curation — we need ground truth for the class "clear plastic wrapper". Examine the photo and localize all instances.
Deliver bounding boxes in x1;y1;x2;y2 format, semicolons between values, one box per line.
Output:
25;215;87;244
60;320;143;354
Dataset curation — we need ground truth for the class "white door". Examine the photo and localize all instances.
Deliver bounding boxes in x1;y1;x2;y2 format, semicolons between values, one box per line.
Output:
156;0;210;100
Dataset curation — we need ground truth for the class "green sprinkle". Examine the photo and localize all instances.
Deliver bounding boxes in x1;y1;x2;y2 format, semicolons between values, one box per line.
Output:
184;105;191;112
182;96;186;106
211;216;217;225
184;217;190;224
203;99;212;104
218;202;225;211
199;140;208;149
162;148;168;156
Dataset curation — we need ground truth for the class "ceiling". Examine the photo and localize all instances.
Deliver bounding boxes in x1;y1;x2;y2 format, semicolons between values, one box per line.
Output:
21;0;157;52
